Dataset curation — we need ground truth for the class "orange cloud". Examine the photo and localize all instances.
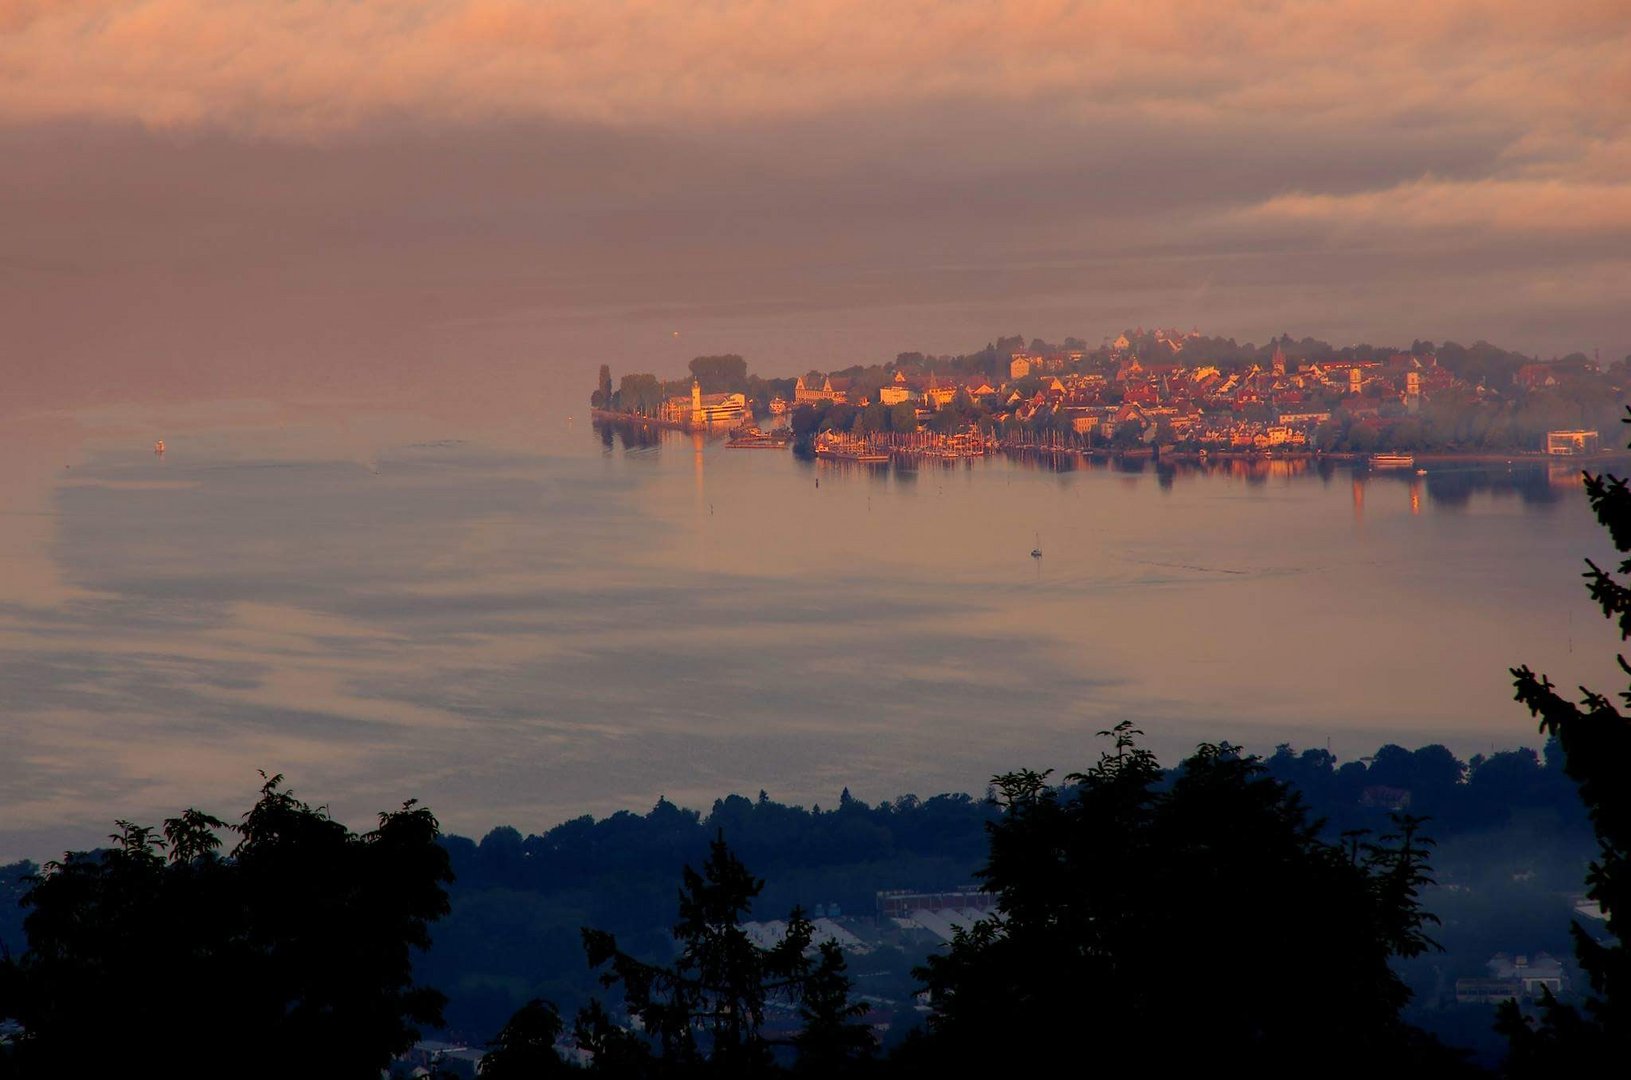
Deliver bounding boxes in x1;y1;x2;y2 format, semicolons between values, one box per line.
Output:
1241;176;1631;236
0;1;1624;136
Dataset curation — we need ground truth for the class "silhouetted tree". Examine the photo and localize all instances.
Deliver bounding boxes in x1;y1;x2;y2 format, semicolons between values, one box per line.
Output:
790;940;872;1076
1501;409;1631;1071
910;723;1463;1077
0;775;451;1079
479;998;574;1077
616;373;665;416
573;830;869;1075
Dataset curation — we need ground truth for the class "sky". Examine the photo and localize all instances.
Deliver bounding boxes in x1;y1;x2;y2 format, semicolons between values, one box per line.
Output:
2;0;1628;405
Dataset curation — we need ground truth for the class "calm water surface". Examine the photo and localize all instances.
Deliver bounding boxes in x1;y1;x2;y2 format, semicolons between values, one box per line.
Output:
0;396;1618;860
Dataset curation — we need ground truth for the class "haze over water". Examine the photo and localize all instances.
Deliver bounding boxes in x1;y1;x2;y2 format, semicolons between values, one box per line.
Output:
0;365;1616;862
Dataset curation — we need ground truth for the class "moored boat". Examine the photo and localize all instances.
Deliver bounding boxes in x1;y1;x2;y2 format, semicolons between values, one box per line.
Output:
726;425;790;449
813;433;890;462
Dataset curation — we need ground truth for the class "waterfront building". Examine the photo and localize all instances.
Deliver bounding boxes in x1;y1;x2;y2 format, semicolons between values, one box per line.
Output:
879;371;913;406
923;376;957;409
660;379;748;429
1547;429;1600;455
794;374;849;405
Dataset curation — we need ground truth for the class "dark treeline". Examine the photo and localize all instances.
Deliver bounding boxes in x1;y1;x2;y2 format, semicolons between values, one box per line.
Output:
418;712;1617;1077
404;736;1594;1043
1263;740;1586;835
0;736;1609;1077
417;789;996;1037
0;778;452;1078
0;735;1593;1064
427;738;1585;906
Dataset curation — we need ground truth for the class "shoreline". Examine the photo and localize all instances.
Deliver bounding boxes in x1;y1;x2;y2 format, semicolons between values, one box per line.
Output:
591;411;1629;469
995;445;1631;467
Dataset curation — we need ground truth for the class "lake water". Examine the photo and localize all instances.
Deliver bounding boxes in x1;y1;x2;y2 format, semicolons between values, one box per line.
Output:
0;388;1620;861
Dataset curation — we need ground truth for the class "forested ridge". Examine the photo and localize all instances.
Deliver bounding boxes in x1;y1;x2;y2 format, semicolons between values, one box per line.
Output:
0;736;1604;1074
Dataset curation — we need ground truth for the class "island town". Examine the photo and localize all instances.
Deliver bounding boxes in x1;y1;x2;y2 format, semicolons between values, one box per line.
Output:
589;328;1624;466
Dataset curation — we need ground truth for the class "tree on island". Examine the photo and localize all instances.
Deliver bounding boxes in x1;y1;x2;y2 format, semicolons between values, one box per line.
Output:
1501;409;1631;1071
566;830;872;1076
0;775;452;1079
904;723;1471;1077
688;355;749;394
617;373;665;416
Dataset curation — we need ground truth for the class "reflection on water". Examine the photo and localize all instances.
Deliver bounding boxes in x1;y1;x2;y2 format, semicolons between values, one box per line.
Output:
0;411;1618;860
821;440;1574;509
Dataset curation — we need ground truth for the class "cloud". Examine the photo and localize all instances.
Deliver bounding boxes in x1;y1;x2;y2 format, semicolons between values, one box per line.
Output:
0;2;1626;372
1240;176;1631;236
0;1;1624;136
